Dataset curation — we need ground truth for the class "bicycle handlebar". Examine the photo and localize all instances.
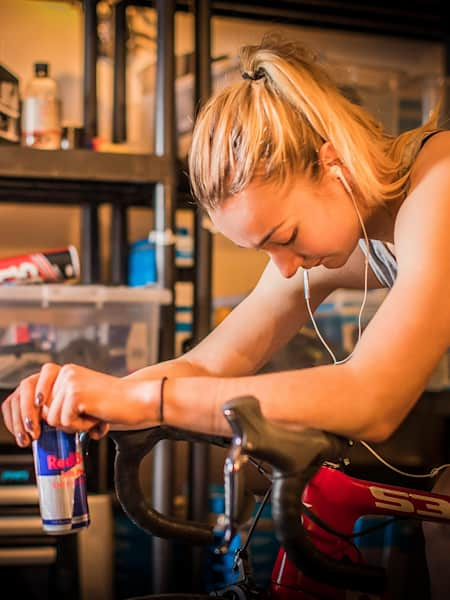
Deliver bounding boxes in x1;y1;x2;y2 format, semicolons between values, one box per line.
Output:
109;395;386;594
109;426;229;545
221;395;386;595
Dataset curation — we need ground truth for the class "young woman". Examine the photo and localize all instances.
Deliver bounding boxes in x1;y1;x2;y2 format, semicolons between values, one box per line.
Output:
2;33;450;596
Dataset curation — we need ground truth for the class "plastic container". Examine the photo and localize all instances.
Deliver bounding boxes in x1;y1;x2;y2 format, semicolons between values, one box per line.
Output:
21;62;62;149
312;289;388;360
128;239;157;287
313;288;449;390
0;63;20;144
0;284;171;388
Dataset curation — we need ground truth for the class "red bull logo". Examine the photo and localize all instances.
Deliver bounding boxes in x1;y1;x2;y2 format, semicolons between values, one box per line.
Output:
47;451;82;470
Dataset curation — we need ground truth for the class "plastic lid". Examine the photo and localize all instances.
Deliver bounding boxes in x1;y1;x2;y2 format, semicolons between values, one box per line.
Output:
34;62;49;77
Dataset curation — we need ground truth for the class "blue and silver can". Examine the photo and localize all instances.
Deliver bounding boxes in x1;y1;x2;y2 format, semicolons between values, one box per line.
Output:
32;422;90;534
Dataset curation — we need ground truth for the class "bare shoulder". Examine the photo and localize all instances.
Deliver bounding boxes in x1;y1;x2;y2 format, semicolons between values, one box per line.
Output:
409;129;450;189
394;130;450;338
396;129;450;253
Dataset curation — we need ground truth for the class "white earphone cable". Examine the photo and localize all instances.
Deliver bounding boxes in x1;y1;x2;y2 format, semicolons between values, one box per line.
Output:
358;440;450;479
303;168;446;481
303;168;369;365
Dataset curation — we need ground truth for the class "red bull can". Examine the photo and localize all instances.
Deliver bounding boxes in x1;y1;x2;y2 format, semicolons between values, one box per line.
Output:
32;422;90;534
0;245;80;284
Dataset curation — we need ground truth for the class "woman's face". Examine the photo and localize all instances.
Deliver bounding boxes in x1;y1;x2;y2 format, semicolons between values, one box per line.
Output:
210;172;364;279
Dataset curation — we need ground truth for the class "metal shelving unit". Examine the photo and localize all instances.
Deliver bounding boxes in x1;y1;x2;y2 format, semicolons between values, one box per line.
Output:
2;0;449;596
0;0;180;594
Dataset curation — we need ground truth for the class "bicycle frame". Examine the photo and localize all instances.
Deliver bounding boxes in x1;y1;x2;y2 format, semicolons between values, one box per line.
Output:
109;399;450;600
270;464;450;600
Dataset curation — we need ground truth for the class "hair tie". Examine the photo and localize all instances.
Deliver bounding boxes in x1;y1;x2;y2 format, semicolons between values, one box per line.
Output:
242;68;266;81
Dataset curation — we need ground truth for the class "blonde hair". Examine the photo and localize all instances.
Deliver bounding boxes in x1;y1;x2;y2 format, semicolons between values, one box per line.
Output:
188;33;439;211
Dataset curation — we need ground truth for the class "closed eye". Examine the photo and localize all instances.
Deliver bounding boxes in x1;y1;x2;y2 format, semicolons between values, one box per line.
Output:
277;227;298;247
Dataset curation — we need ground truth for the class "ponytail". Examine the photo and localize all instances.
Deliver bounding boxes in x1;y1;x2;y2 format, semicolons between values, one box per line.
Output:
189;33;440;211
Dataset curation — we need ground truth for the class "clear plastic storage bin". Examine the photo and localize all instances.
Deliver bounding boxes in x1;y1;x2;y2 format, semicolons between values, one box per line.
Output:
313;288;449;391
0;284;171;389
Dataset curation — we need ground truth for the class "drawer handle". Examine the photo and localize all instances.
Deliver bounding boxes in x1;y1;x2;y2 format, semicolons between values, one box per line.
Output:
0;516;44;536
0;546;56;565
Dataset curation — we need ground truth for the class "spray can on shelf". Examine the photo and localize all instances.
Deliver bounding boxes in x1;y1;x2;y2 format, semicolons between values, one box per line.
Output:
0;245;80;284
32;422;90;535
21;62;62;149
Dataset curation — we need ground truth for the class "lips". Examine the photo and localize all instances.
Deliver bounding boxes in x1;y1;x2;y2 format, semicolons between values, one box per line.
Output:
304;259;321;269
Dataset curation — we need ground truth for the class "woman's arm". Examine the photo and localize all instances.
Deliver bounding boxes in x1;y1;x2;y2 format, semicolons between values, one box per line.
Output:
160;135;450;442
1;239;376;444
110;144;450;443
126;238;380;382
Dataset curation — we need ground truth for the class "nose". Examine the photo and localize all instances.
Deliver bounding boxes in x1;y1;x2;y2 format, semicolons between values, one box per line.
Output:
268;248;303;279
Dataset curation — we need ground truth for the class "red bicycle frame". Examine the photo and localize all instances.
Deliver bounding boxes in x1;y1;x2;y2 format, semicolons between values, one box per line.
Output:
109;407;450;600
270;465;450;600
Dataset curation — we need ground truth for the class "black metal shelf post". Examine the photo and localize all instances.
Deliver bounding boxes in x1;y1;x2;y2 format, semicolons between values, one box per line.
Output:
187;0;213;592
82;0;100;284
150;0;177;594
110;0;129;286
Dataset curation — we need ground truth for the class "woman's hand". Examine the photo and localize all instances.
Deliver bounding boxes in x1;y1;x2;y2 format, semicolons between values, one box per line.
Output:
1;362;160;447
1;362;61;448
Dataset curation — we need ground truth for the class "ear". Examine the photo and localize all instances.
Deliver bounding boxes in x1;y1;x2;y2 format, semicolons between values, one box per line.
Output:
317;142;341;173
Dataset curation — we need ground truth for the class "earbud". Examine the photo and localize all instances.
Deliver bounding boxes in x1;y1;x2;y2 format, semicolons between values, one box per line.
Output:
330;164;352;195
330;163;344;181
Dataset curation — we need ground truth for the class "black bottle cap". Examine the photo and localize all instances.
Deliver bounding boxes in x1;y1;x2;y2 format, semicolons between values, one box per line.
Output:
34;62;49;77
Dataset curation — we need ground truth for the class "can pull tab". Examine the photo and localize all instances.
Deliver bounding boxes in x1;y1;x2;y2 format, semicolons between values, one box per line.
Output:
79;431;90;457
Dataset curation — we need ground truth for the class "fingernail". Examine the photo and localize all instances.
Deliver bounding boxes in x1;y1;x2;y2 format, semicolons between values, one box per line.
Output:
24;417;33;433
16;432;27;446
34;392;44;407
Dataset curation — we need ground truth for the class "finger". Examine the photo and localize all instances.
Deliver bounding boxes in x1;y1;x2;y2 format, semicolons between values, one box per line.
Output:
89;422;110;440
19;374;40;441
51;365;99;432
47;379;98;433
11;386;30;448
1;393;16;440
35;362;61;408
45;365;74;429
59;395;99;432
45;383;64;429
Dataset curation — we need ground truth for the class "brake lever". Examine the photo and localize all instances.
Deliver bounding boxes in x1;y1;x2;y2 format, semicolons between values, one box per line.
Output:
219;434;249;553
219;395;386;595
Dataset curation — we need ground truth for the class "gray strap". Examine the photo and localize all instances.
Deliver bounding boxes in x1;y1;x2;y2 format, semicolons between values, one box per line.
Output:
359;239;397;289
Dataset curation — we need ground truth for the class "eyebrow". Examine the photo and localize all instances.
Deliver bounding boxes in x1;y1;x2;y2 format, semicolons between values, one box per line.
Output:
253;221;286;249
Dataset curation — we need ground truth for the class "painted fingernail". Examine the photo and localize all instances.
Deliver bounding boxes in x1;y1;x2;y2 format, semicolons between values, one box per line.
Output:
34;392;44;407
24;417;33;433
16;432;27;446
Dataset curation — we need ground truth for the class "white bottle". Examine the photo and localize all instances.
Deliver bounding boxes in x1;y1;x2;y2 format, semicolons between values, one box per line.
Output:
22;62;62;149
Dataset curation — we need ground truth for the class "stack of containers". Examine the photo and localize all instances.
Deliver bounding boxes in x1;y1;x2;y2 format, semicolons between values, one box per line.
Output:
313;288;449;389
128;213;194;357
312;288;388;362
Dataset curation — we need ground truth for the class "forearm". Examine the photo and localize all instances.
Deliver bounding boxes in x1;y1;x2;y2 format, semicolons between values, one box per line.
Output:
123;355;211;382
162;363;384;441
